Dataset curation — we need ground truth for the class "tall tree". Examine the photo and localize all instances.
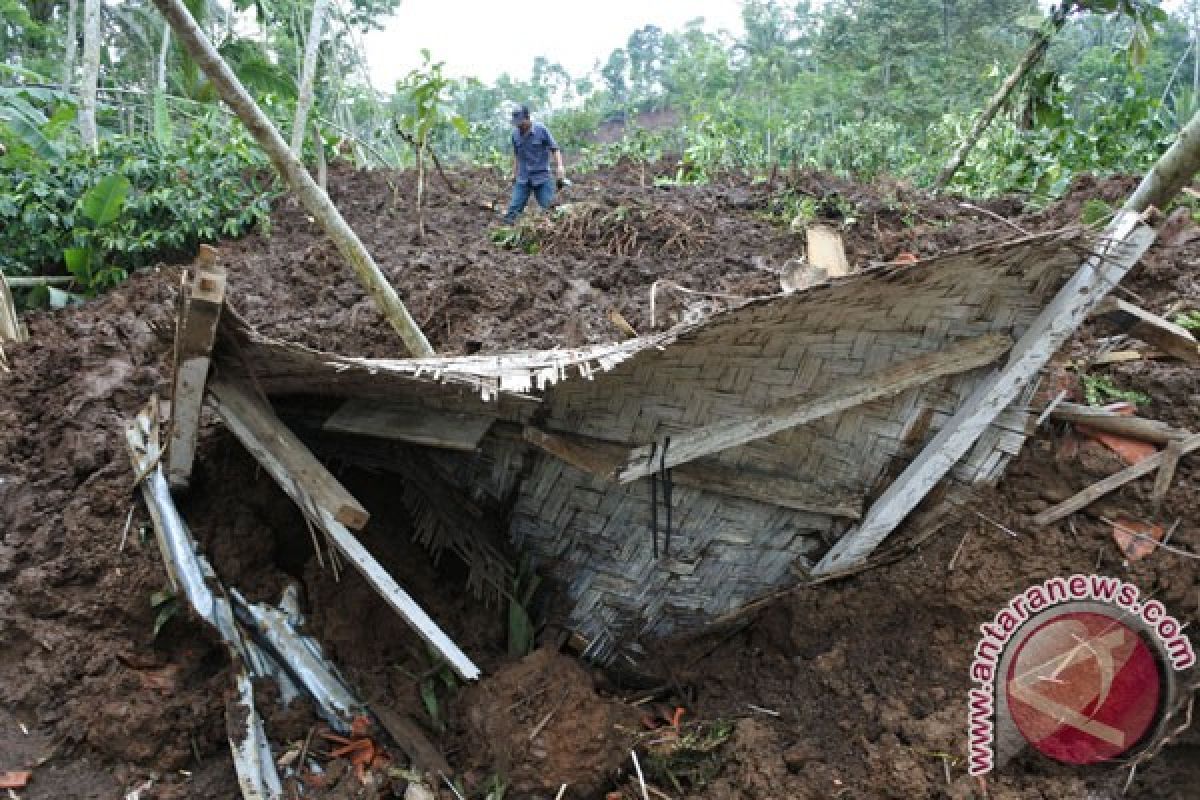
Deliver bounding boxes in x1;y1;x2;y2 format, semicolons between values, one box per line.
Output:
62;0;79;92
291;0;330;155
78;0;102;150
935;0;1170;188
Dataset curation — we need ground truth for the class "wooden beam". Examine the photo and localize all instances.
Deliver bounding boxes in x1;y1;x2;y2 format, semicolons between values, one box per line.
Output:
813;211;1156;576
165;246;225;490
806;224;852;277
1032;432;1200;526
208;377;479;681
616;333;1014;483
1092;296;1200;365
523;427;863;518
209;377;369;529
324;398;494;451
1049;402;1190;445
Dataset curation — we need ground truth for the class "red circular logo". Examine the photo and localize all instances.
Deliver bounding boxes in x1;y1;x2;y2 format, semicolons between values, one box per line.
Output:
1005;611;1162;765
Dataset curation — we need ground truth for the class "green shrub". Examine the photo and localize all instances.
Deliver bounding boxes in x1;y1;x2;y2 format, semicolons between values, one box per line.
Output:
0;118;279;281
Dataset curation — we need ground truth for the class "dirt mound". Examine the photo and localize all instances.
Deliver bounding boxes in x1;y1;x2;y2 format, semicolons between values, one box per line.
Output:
1;164;1197;799
454;647;640;795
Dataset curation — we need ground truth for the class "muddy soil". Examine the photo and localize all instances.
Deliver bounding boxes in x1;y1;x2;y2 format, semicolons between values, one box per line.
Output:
0;164;1197;799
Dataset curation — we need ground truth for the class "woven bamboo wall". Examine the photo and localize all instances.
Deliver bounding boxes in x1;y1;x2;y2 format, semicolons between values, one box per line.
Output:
225;231;1092;661
510;232;1087;660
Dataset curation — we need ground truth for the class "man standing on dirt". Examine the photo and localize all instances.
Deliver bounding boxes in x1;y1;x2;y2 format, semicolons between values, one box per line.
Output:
503;104;566;224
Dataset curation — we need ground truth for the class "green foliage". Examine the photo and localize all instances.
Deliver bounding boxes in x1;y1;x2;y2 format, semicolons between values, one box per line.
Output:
1173;310;1200;331
1081;373;1151;406
507;559;541;658
0;120;278;287
1081;198;1114;225
418;659;457;734
64;173;133;293
397;50;469;148
642;720;736;794
150;589;181;640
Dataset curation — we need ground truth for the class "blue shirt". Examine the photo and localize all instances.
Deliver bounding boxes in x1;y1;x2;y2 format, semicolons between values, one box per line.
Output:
512;121;558;186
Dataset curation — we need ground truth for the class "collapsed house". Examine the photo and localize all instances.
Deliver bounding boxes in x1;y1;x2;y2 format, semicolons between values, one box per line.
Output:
187;216;1152;667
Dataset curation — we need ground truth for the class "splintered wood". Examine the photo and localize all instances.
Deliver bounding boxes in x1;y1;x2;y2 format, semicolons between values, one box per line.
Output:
165;245;226;490
1033;432;1200;526
207;377;480;681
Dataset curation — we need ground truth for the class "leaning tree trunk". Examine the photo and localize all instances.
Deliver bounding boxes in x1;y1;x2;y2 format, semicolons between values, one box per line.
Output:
1125;107;1200;212
291;0;330;156
150;0;435;358
78;0;102;150
933;11;1068;190
62;0;79;93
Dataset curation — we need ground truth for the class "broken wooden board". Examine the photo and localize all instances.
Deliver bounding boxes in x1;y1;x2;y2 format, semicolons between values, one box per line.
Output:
324;397;494;451
806;224;852;277
1033;431;1200;526
1092;296;1200;365
814;210;1157;576
208;377;479;681
1049;402;1189;445
1152;437;1185;509
166;245;226;490
209;377;369;531
616;332;1014;483
523;427;863;518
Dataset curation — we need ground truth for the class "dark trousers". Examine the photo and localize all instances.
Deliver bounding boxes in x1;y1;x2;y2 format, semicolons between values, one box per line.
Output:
503;179;555;223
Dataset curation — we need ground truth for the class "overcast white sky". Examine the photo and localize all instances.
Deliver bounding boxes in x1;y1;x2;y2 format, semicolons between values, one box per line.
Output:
364;0;747;89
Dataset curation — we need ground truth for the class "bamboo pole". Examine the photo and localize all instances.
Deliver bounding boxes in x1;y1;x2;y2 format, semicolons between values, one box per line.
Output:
1125;107;1200;213
149;0;435;357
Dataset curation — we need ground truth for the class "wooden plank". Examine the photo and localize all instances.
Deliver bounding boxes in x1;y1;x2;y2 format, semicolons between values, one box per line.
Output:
813;211;1156;576
806;224;852;277
1093;296;1200;364
324;397;494;451
616;333;1014;483
209;377;369;530
208;377;479;681
165;246;226;490
1033;432;1200;526
1049;402;1189;445
523;427;863;518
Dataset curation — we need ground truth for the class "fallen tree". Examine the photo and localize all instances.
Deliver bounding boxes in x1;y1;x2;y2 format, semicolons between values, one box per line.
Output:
149;0;435;358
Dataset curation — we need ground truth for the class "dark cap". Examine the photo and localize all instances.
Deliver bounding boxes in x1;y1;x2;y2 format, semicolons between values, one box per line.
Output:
510;104;530;122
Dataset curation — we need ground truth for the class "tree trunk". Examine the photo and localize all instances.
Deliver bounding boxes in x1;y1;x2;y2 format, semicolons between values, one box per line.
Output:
416;144;426;241
78;0;102;150
933;12;1067;190
314;121;327;191
150;0;435;358
1124;107;1200;213
157;22;171;91
291;0;330;156
62;0;79;93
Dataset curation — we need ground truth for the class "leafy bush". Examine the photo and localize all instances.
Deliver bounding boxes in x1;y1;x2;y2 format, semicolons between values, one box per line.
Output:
0;118;279;280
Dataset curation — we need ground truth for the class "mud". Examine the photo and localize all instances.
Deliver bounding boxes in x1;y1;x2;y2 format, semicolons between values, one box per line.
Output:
0;165;1197;799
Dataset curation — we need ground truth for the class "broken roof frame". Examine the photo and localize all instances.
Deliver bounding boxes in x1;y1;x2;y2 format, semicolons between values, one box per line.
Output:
203;218;1162;662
